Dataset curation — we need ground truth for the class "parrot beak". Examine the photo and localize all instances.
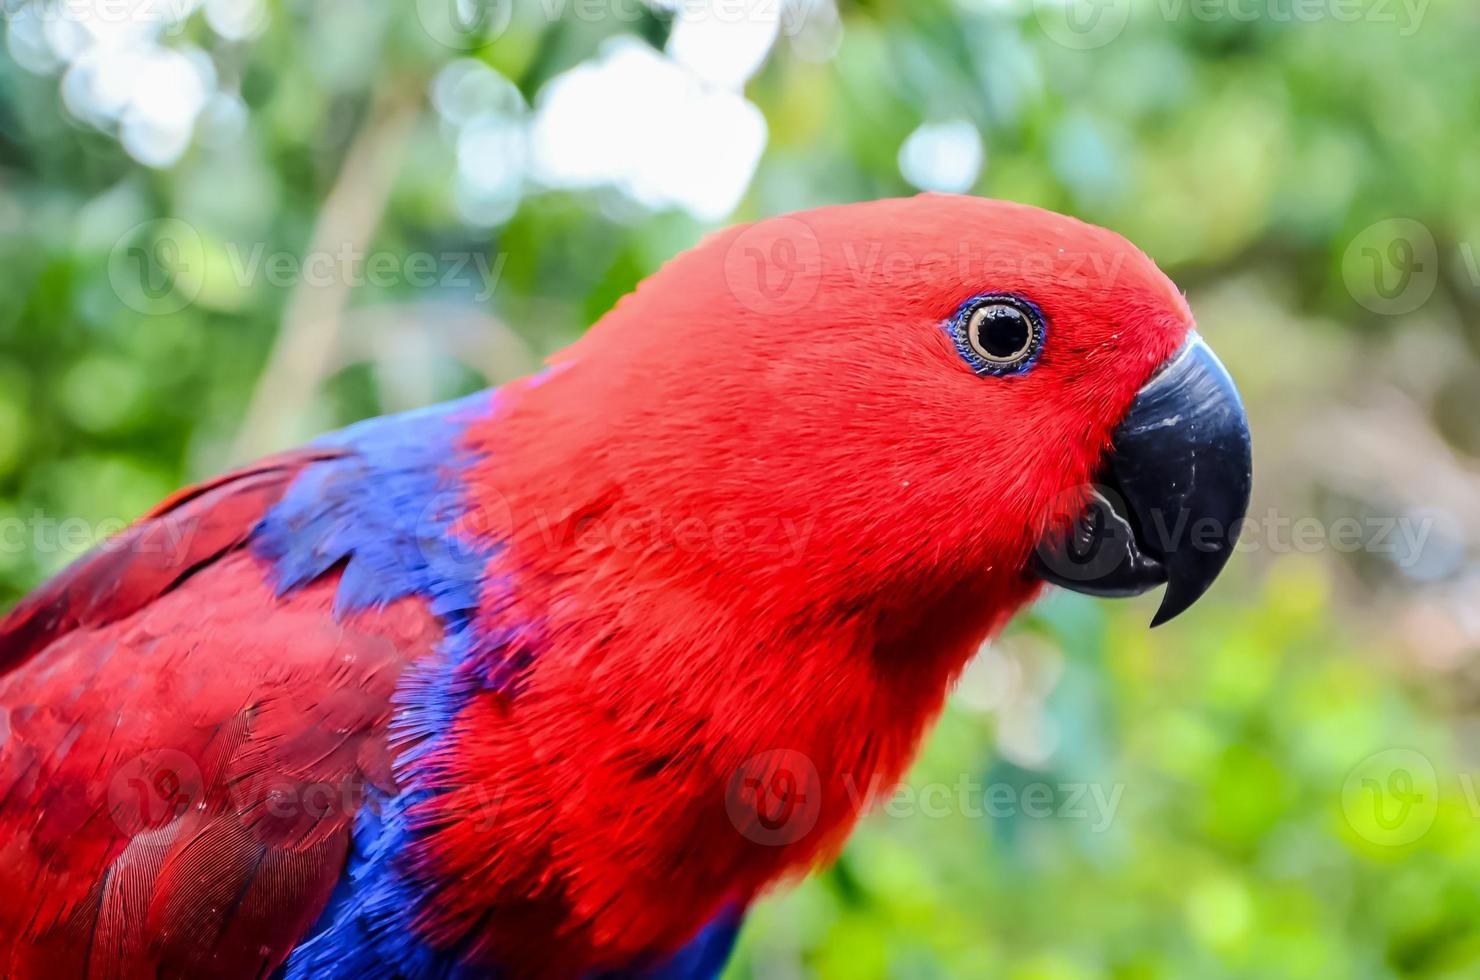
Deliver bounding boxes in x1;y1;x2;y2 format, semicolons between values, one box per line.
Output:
1030;334;1253;626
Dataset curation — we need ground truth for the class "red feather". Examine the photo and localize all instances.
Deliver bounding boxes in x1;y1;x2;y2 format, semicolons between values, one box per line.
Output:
0;453;441;978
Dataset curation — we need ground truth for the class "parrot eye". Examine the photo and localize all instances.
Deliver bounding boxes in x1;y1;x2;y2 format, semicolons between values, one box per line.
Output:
954;295;1044;374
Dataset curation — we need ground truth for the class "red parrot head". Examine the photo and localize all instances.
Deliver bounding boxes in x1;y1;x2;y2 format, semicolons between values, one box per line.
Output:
494;194;1251;627
451;196;1255;961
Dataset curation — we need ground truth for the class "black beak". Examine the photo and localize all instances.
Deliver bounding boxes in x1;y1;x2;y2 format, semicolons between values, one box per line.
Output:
1031;334;1253;626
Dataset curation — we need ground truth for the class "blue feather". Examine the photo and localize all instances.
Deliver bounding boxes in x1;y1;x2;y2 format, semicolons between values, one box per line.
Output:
257;391;742;978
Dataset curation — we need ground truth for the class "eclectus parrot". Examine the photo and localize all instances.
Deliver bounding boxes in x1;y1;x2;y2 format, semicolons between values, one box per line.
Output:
0;196;1252;978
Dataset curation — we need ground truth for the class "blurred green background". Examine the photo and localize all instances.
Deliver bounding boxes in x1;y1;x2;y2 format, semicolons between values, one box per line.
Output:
3;0;1480;976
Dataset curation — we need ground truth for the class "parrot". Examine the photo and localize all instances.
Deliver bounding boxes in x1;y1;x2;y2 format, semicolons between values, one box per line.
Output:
0;195;1252;979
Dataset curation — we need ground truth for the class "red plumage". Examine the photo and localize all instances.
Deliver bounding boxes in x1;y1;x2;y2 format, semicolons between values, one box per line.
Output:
0;195;1200;977
407;197;1191;968
0;452;442;977
0;449;338;673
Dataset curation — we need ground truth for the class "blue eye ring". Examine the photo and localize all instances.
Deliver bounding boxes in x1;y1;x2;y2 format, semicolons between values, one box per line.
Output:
950;293;1045;376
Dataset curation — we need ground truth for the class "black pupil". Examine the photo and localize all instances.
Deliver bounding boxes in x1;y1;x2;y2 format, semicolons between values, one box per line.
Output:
975;306;1031;359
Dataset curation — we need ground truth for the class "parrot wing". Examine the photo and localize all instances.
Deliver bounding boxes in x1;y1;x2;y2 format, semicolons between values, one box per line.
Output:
0;445;447;978
0;448;339;673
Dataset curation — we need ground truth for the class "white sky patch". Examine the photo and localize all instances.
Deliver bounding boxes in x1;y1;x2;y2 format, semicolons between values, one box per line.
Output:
898;119;985;194
783;0;844;63
459;115;528;193
433;60;531;227
195;90;249;148
528;38;767;221
57;0;200;52
433;58;526;127
665;0;781;90
6;8;63;75
205;0;267;41
456;113;529;227
11;0;249;167
62;42;213;166
118;46;214;166
61;45;143;124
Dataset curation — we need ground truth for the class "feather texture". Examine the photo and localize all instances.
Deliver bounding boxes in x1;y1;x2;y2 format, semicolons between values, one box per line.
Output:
0;195;1197;978
0;450;441;977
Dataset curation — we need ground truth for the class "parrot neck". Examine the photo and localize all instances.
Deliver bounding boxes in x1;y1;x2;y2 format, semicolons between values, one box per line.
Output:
400;376;1042;973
